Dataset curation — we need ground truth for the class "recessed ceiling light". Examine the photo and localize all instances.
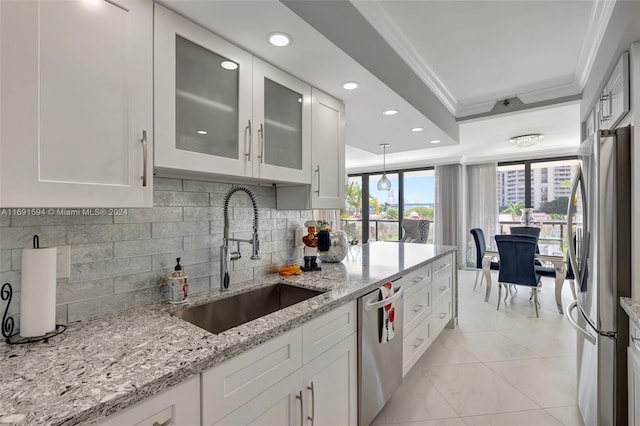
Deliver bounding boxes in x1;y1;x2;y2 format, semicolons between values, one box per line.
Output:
382;109;399;116
197;130;208;135
298;97;302;103
220;61;238;70
411;127;424;132
430;140;441;144
342;81;359;90
267;32;292;47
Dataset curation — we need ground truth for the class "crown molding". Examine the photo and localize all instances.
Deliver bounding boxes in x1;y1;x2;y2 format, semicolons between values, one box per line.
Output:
351;0;460;115
574;0;617;89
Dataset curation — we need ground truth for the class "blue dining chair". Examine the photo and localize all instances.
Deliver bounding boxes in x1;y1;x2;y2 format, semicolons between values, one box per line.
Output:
511;226;542;266
470;228;499;291
495;234;542;317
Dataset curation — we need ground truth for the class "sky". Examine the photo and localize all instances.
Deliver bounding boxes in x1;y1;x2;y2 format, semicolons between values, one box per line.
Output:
368;175;435;205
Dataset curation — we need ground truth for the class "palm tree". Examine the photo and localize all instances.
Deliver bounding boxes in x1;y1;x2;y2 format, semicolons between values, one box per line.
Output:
344;182;362;216
502;201;524;216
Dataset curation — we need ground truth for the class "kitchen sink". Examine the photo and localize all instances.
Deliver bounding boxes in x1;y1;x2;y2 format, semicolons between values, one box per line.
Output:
174;283;325;334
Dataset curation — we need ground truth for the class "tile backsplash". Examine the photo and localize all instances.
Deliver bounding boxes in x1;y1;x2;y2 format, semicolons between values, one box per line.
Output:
0;178;311;328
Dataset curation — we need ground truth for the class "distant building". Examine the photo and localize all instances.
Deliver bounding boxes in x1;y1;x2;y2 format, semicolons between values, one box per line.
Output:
497;163;577;210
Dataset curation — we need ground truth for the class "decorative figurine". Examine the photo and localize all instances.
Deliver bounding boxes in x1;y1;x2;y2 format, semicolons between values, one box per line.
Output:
302;220;321;271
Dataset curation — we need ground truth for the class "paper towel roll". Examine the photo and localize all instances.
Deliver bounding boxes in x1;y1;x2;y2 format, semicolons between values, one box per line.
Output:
20;247;57;337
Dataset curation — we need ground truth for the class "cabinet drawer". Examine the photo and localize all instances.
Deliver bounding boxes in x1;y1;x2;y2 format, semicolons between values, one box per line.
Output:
402;315;431;377
97;376;200;426
202;327;303;424
432;253;453;277
432;292;452;338
404;284;431;331
432;268;452;306
303;301;356;363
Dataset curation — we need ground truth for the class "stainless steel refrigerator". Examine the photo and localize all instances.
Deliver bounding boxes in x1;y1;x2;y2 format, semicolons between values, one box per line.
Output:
566;126;632;426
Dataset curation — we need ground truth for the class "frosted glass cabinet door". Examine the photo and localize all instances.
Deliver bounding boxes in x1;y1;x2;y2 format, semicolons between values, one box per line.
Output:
154;4;252;177
252;58;311;184
0;0;153;207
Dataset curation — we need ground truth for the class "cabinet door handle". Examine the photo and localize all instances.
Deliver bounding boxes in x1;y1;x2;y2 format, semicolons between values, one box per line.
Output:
307;381;315;425
435;263;449;274
413;276;423;283
152;419;172;426
600;94;612;121
411;304;424;313
314;166;320;195
245;119;252;161
413;338;424;348
257;123;265;163
295;390;304;426
439;312;447;319
439;286;447;292
140;130;148;187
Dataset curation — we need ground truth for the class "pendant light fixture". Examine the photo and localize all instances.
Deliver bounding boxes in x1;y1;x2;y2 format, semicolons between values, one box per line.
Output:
377;143;391;191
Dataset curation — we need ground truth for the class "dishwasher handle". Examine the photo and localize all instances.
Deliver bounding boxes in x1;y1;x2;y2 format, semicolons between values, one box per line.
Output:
365;286;403;311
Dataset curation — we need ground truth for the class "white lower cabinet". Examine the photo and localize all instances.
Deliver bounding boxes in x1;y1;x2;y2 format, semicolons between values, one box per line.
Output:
629;323;640;426
96;376;200;426
203;301;358;426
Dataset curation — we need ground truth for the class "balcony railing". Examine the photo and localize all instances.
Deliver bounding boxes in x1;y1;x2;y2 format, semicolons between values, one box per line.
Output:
341;218;570;255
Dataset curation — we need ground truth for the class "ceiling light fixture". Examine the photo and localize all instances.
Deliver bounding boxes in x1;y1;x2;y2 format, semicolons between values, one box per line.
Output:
382;109;399;116
342;81;359;90
430;140;441;144
220;61;238;70
197;130;208;135
267;32;292;47
377;143;392;191
510;134;544;148
411;127;424;132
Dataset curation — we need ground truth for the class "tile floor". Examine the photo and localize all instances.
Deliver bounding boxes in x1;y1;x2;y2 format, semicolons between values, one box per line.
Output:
372;269;585;426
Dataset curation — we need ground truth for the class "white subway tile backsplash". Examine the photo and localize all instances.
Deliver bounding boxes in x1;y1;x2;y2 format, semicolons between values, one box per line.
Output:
0;250;11;272
154;177;183;191
114;237;183;258
183;180;231;194
0;226;67;249
0;177;310;325
68;224;150;244
71;242;114;264
152;221;209;238
70;256;151;283
151;249;211;271
153;191;209;207
56;277;114;304
113;207;183;224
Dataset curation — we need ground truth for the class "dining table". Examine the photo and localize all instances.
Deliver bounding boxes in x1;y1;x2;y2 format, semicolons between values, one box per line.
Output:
481;250;568;314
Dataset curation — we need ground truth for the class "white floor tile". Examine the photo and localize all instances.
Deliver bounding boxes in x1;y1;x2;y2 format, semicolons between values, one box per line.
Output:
424;363;538;417
544;405;584;426
486;358;577;408
461;409;564;425
376;368;458;424
417;333;479;368
449;330;539;362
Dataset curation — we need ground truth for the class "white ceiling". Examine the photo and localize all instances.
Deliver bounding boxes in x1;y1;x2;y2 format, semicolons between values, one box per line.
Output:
158;0;612;172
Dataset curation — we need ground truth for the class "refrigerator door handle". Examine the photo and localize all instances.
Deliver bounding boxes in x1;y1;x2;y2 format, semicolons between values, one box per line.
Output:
566;300;597;345
566;167;583;284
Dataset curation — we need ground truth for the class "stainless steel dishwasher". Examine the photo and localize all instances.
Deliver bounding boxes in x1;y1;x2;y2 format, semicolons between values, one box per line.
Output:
358;284;404;426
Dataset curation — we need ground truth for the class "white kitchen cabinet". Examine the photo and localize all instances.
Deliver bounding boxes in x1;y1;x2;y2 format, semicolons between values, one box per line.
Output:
213;370;303;426
630;346;640;425
276;89;345;209
0;0;153;207
96;376;200;426
599;52;630;130
154;5;311;185
302;334;357;426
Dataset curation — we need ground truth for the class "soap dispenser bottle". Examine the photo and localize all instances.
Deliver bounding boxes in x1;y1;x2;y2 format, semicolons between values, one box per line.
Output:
168;257;188;303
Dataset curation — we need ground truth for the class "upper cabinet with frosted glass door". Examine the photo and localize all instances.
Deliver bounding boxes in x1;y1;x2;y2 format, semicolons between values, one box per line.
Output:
0;0;153;207
154;5;311;184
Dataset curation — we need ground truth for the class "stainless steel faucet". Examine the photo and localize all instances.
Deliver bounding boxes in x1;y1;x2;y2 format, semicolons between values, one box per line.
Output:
220;185;260;291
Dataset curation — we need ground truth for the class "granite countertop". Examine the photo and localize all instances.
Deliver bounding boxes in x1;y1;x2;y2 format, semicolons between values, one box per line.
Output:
621;297;640;329
0;242;456;425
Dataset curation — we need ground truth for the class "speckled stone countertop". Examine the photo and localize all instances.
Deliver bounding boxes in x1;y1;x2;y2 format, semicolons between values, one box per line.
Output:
0;242;455;425
621;298;640;329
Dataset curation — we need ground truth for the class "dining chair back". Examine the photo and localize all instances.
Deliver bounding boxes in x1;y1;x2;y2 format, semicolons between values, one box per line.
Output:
510;226;541;239
400;219;429;243
536;234;577;299
470;228;499;291
495;234;542;317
